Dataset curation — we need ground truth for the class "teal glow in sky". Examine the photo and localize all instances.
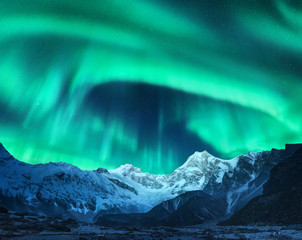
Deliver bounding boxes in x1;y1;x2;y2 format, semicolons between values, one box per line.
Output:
0;0;301;173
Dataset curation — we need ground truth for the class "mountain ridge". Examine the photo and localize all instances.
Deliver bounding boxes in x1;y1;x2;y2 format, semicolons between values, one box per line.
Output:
0;142;301;224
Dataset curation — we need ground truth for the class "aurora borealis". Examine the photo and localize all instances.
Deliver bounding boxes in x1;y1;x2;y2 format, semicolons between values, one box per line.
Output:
0;0;302;173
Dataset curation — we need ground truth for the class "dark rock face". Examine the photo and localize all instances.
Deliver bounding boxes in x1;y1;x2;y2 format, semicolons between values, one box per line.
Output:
97;190;227;227
218;146;301;215
221;145;302;225
263;147;302;195
108;178;138;195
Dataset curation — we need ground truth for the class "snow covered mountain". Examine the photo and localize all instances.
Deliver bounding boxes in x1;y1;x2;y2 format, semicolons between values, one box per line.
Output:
0;143;299;223
108;148;292;215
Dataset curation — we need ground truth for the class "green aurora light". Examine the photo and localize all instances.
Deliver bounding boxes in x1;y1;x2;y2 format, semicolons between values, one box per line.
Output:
0;0;301;173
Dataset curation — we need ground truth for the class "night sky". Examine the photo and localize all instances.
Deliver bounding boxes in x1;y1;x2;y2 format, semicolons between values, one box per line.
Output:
0;0;301;173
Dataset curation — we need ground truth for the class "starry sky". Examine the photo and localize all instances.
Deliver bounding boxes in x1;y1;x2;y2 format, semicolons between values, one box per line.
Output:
0;0;302;173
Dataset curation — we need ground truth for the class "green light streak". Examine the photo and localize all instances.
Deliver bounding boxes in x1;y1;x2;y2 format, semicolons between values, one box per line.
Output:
236;0;302;53
0;0;301;173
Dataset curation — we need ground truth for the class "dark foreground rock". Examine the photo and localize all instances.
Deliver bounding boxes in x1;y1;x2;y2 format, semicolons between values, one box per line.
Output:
0;206;8;214
0;210;78;238
0;209;301;240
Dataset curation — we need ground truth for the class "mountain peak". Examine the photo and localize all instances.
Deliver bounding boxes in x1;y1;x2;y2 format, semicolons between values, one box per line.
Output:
174;150;217;172
111;163;143;175
0;143;13;160
190;150;216;161
194;150;213;158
